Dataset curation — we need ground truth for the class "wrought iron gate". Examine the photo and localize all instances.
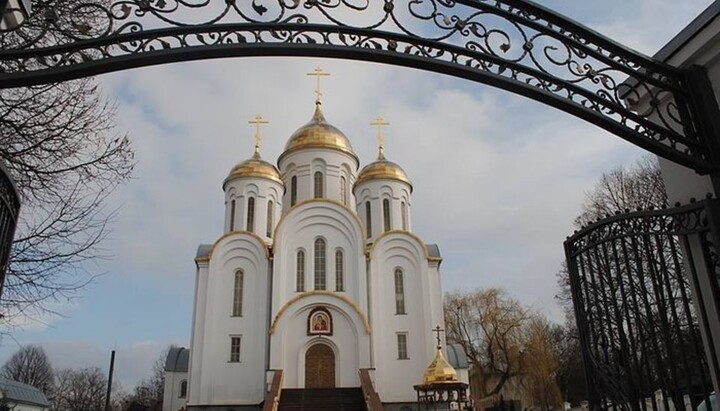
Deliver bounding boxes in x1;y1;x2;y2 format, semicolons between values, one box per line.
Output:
565;198;720;411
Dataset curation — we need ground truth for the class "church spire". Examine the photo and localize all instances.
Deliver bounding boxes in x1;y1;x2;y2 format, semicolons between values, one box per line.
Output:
248;114;269;159
370;116;390;160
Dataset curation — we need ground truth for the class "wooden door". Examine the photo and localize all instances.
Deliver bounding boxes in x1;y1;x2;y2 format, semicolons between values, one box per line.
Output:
305;344;335;388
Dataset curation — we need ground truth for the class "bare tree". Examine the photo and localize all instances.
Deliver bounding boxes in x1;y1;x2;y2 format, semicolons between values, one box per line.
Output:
128;346;173;411
0;76;134;325
445;288;530;396
0;344;53;393
52;367;107;411
522;316;563;411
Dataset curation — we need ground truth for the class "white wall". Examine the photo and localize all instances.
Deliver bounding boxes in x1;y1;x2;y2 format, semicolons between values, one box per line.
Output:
163;371;188;411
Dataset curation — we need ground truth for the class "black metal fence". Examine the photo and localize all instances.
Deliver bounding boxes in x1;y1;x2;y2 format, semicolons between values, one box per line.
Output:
0;162;19;299
565;199;720;411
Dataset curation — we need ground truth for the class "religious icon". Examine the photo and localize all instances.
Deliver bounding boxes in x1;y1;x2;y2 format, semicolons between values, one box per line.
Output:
308;307;332;335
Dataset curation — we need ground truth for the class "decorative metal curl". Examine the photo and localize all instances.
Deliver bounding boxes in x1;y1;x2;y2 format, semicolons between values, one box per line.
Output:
0;0;717;172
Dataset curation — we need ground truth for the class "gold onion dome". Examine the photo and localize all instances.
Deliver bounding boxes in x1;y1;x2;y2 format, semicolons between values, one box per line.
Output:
422;347;459;384
279;102;358;164
225;153;283;186
355;155;413;191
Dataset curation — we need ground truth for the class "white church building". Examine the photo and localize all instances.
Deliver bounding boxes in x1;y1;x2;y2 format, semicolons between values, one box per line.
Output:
163;83;469;411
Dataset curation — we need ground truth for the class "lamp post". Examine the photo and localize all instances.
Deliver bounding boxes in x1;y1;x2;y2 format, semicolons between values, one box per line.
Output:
0;0;31;31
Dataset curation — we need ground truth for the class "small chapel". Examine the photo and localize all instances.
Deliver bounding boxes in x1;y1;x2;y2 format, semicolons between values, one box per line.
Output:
163;70;470;411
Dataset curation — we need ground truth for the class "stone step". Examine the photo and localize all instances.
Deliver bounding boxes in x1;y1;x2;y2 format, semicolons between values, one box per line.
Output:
278;388;367;411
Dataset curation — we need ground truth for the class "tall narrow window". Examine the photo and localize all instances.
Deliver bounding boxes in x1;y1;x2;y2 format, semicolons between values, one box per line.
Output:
365;202;372;239
401;202;407;230
179;381;187;399
314;172;324;198
266;200;274;237
395;269;406;314
397;333;408;360
340;176;347;205
314;239;326;290
246;197;255;231
230;199;236;231
335;250;344;292
383;199;391;232
296;250;305;292
230;336;241;362
291;176;298;206
232;270;244;317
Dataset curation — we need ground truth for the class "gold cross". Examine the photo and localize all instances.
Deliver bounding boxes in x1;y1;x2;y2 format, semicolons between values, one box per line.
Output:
432;325;445;348
307;67;331;103
248;115;269;157
370;116;390;159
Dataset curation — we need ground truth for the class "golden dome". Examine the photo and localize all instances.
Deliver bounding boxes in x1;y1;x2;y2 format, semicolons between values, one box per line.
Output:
278;103;357;164
422;347;459;384
355;157;413;191
224;153;283;187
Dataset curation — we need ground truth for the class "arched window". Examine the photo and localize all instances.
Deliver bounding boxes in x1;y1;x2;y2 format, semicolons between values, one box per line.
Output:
314;239;326;290
246;197;255;231
314;171;324;198
335;250;344;292
291;176;298;206
383;199;391;232
401;202;408;230
340;176;347;205
266;200;274;237
296;250;305;292
179;380;187;398
230;199;236;231
365;202;372;239
232;270;244;317
394;269;405;314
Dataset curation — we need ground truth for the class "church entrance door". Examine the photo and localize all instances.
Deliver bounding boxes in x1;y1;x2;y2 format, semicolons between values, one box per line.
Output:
305;344;335;388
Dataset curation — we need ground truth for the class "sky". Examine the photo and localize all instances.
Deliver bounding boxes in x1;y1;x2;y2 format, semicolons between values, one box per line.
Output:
0;0;715;392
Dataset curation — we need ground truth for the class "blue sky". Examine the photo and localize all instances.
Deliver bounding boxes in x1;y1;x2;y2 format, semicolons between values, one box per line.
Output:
0;0;714;391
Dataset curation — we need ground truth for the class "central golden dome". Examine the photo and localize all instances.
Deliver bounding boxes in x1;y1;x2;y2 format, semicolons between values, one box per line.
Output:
278;103;357;164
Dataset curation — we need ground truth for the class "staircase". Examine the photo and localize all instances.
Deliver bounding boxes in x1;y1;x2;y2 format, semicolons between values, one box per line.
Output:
278;388;367;411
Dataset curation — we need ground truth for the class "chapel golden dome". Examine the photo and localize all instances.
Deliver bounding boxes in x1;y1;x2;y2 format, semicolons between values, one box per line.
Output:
422;347;459;384
224;153;283;187
355;157;413;191
278;102;358;164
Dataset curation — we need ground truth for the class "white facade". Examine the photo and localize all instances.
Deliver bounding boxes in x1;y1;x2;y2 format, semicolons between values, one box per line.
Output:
168;101;466;411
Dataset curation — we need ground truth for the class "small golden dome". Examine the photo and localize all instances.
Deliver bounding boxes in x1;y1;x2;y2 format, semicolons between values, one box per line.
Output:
355;157;413;191
278;103;357;164
224;154;283;187
422;347;459;384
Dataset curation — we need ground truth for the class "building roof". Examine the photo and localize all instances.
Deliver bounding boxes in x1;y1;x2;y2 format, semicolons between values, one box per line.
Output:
445;343;469;369
653;1;720;62
196;244;212;260
164;347;189;372
0;378;50;408
425;244;441;259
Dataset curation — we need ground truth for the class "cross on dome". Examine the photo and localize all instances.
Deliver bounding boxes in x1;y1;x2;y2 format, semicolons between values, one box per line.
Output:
248;114;269;158
432;325;445;349
307;67;331;104
371;116;390;160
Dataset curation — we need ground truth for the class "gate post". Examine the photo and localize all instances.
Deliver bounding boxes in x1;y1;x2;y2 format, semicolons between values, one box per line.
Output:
682;199;720;393
0;161;19;300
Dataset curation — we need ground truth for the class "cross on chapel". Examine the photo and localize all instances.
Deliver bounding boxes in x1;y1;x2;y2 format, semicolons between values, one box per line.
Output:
432;325;445;349
248;115;269;157
370;116;390;159
307;67;331;104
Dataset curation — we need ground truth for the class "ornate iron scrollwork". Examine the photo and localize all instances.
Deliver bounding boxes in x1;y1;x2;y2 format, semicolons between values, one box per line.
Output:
0;0;717;172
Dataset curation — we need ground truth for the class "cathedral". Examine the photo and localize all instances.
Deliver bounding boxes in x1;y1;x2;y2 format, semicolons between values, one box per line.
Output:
163;72;469;411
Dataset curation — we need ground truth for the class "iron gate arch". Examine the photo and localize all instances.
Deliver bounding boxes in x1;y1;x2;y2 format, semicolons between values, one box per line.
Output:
0;0;719;174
